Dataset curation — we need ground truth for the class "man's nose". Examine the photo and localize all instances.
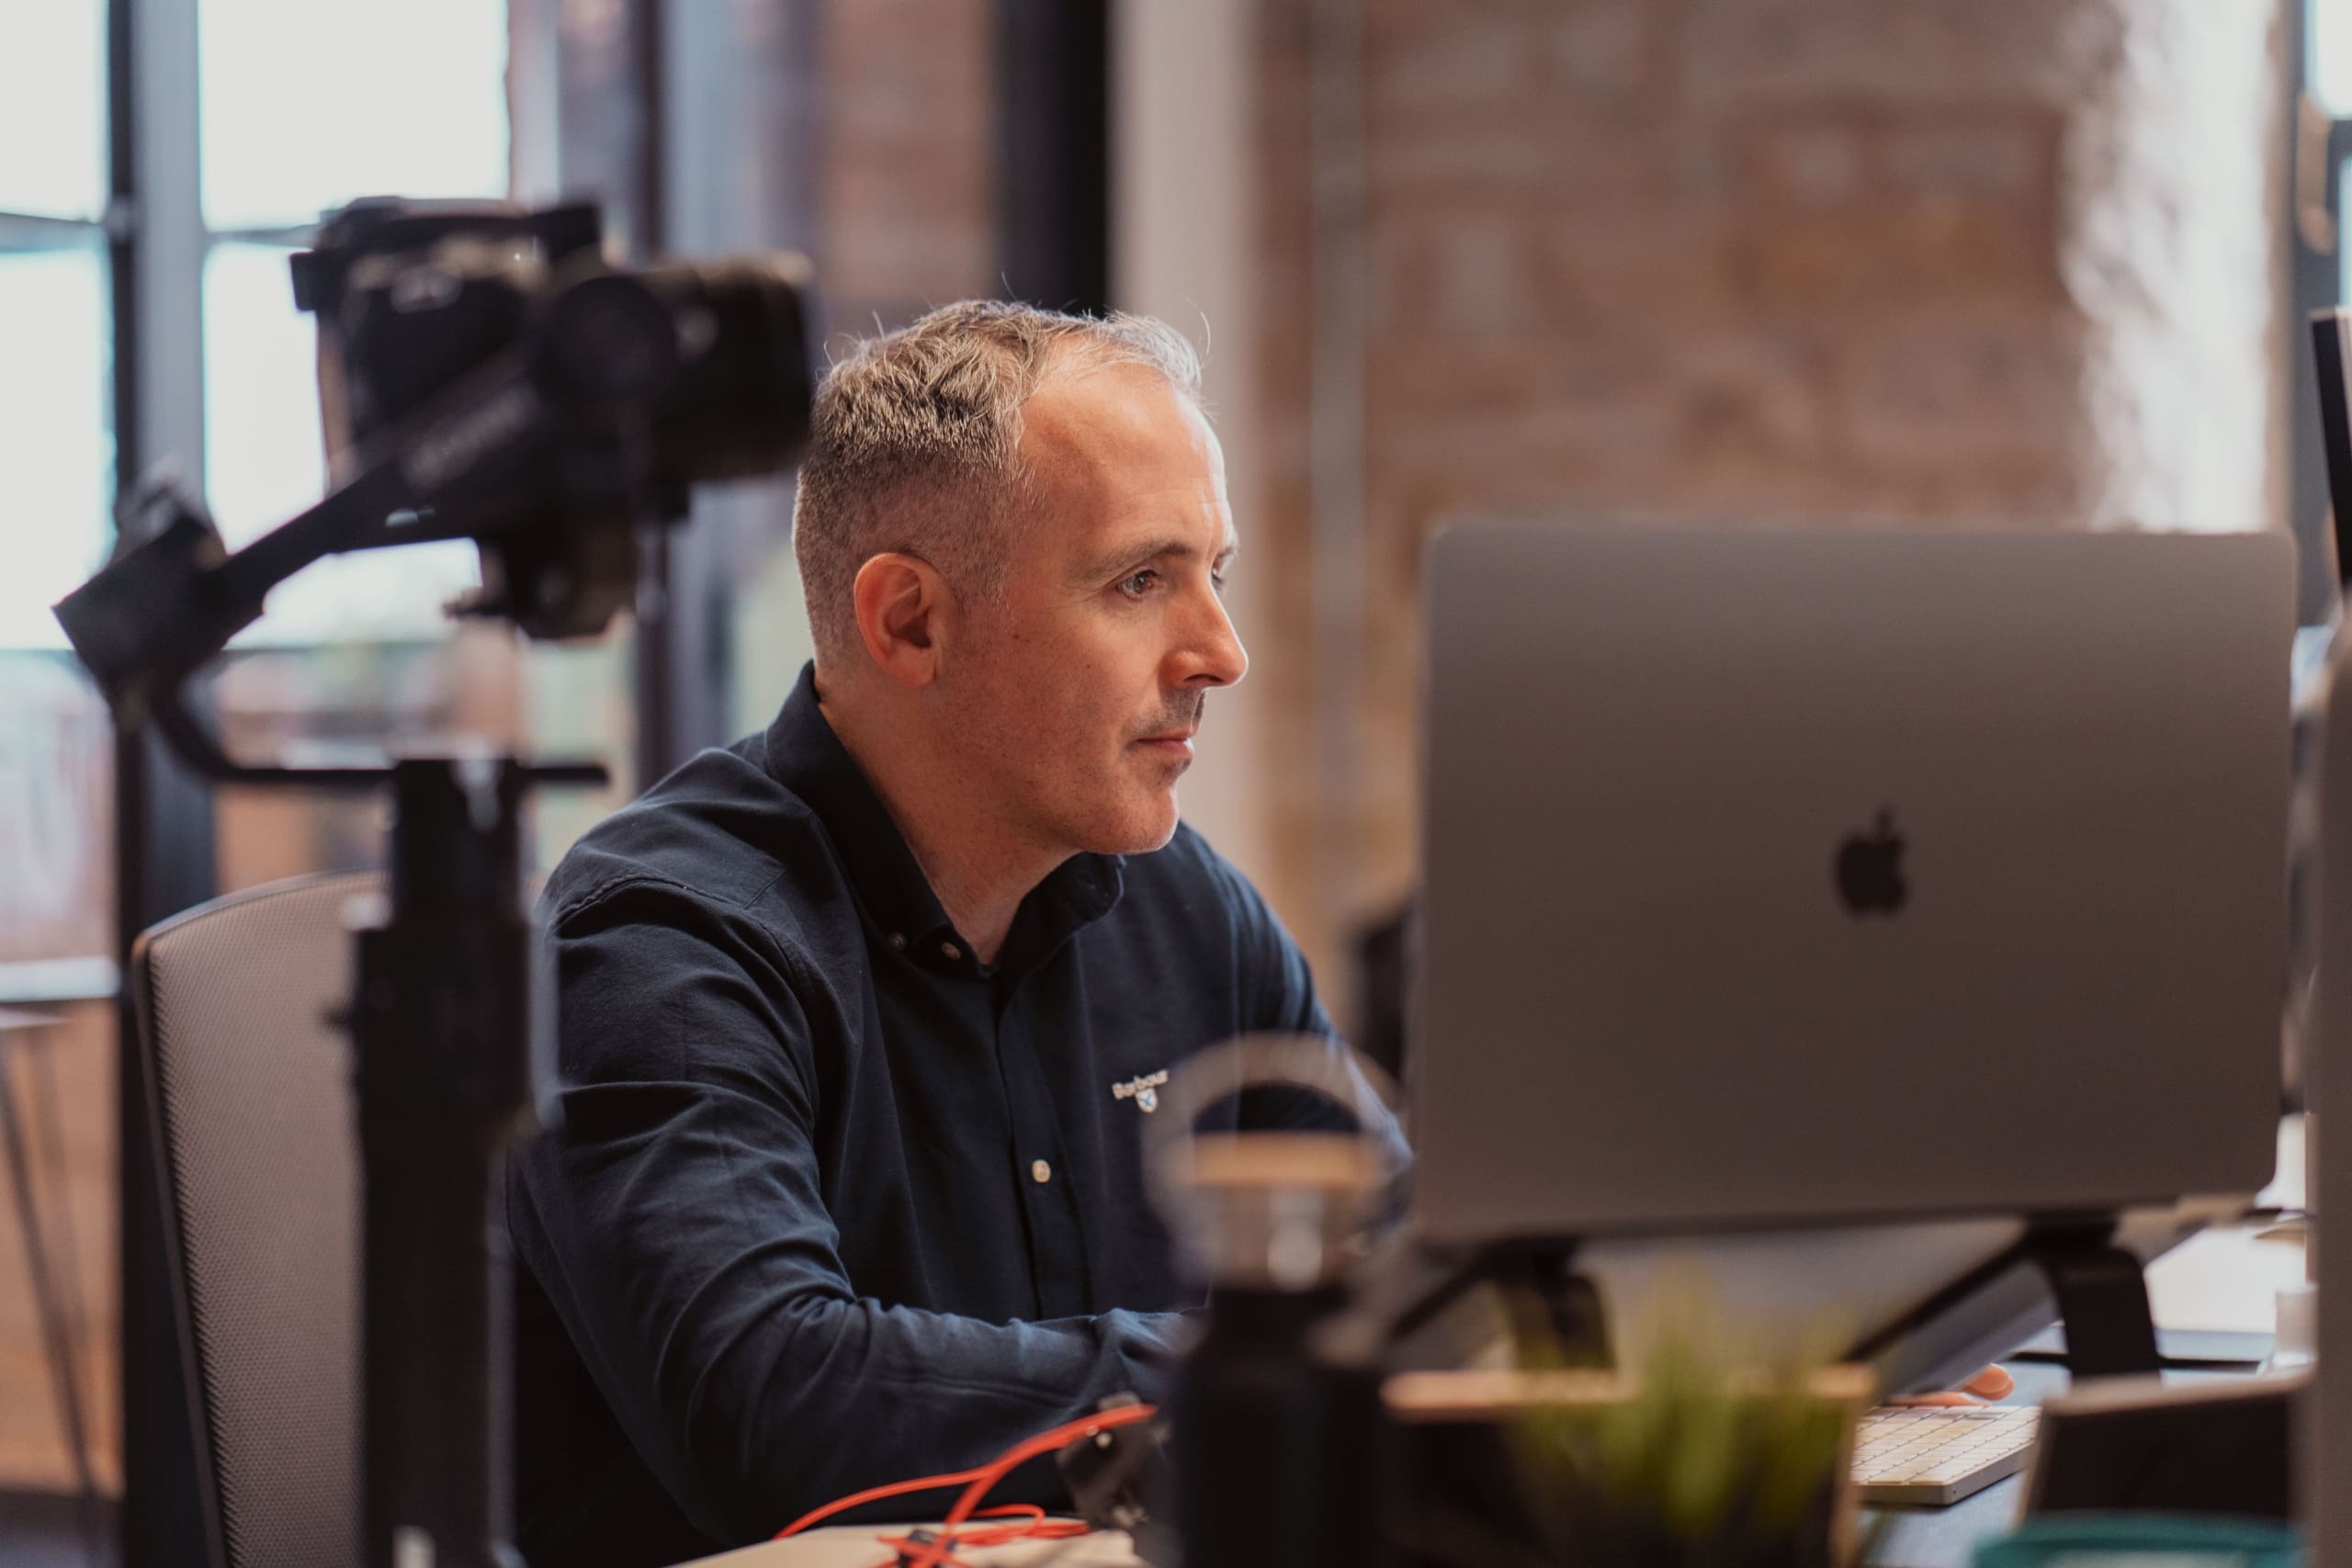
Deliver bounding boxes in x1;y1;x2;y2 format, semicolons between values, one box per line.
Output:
1179;581;1249;689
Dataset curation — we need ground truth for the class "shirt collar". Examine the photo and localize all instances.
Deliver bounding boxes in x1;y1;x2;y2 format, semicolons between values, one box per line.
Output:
759;663;1125;976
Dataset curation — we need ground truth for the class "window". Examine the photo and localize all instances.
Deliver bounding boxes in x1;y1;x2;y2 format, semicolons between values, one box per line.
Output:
0;3;114;972
0;241;110;651
0;0;514;652
188;0;526;895
0;0;518;966
198;0;510;641
0;4;111;652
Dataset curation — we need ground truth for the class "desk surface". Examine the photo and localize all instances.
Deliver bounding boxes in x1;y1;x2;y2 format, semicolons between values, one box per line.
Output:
694;1204;2300;1568
692;1526;1142;1567
696;1365;2267;1568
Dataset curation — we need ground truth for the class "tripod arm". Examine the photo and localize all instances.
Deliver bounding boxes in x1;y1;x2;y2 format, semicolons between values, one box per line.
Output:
54;343;564;736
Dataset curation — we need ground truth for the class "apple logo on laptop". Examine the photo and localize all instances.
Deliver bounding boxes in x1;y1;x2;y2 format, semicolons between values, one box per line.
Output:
1836;809;1907;917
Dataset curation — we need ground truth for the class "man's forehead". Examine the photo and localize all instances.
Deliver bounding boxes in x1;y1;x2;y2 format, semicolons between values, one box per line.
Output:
1017;365;1231;552
1020;359;1215;469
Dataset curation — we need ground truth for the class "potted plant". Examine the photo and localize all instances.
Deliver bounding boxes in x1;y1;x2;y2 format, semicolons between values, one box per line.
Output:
1382;1289;1873;1568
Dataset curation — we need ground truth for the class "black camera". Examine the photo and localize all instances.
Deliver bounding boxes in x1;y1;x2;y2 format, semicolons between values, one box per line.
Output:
50;200;820;1567
57;198;815;721
292;197;815;638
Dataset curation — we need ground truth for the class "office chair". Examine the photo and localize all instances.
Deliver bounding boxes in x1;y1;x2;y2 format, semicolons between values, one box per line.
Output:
132;871;376;1568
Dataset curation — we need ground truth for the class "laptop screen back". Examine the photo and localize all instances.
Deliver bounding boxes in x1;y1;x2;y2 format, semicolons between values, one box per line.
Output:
1414;525;2292;1243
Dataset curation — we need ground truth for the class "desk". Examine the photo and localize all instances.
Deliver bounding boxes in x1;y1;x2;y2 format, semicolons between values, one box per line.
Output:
692;1527;1142;1566
688;1360;2232;1568
696;1367;2266;1568
1865;1202;2301;1568
1863;1359;2067;1568
693;1209;2301;1568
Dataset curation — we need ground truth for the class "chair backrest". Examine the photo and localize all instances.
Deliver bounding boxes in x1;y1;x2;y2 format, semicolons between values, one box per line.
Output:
132;871;377;1568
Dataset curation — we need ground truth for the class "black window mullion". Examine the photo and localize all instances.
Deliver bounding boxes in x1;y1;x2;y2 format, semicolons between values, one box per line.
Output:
2291;2;2349;624
108;0;214;965
110;0;219;1562
996;0;1111;313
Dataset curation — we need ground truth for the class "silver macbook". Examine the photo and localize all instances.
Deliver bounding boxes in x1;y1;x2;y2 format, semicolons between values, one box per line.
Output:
1414;524;2294;1247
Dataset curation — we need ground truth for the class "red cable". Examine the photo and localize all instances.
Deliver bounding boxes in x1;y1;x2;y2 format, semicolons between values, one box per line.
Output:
772;1403;1159;1564
774;1464;992;1540
895;1403;1158;1568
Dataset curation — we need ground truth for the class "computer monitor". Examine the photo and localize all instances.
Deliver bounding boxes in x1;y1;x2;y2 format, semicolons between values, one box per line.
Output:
1412;524;2294;1385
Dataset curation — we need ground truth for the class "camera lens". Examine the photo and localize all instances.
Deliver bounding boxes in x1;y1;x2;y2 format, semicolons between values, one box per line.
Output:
644;255;817;484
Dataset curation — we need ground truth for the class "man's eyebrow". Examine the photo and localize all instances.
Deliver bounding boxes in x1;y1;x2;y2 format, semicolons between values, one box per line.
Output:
1078;536;1240;580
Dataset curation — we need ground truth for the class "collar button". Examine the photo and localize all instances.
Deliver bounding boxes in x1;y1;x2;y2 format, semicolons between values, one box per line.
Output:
939;941;963;962
888;932;906;952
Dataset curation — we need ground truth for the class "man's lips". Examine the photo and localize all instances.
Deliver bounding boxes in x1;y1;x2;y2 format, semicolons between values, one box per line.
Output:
1134;729;1197;757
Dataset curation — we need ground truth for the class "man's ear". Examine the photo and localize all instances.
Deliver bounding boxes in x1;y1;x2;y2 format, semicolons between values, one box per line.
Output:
851;552;956;688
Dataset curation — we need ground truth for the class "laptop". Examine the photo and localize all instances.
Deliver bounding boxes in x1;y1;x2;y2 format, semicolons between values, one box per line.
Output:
1414;524;2292;1255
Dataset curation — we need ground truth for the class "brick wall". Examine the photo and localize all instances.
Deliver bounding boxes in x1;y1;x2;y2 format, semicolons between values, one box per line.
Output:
1251;0;2289;993
818;0;997;335
729;0;1000;738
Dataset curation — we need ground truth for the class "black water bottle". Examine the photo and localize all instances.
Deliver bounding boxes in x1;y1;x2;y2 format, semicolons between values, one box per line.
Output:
1147;1034;1404;1568
1171;1281;1384;1568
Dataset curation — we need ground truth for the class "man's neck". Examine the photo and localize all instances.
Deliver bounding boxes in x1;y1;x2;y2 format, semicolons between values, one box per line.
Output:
820;689;1061;966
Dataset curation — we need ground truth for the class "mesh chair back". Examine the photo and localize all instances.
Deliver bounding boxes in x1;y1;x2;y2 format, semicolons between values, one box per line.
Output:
133;871;377;1568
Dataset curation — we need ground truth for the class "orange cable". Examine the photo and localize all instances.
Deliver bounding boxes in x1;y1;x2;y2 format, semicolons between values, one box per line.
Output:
774;1463;991;1540
893;1403;1158;1568
774;1401;1159;1562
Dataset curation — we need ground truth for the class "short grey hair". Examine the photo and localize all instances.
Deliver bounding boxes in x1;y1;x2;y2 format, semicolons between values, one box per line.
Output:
791;299;1205;660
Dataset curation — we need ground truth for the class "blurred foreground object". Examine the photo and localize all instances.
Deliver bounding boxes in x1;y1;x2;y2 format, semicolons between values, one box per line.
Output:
50;198;815;1568
1148;1033;1405;1568
57;198;815;737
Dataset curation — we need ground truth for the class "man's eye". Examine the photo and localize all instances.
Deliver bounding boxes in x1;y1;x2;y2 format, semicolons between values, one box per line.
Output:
1116;570;1159;599
1211;573;1228;597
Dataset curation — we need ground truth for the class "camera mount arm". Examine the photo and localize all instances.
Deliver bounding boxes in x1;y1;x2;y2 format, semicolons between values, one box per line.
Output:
51;197;817;1568
51;265;708;788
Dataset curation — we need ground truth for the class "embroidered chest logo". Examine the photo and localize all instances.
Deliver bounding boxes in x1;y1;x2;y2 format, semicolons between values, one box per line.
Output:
1112;1069;1170;1114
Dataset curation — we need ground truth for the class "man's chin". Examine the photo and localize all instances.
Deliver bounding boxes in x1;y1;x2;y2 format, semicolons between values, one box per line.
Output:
1082;792;1182;856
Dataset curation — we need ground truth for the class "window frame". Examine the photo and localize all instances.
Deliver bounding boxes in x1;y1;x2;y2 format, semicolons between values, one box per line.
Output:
15;6;515;1556
2293;0;2352;626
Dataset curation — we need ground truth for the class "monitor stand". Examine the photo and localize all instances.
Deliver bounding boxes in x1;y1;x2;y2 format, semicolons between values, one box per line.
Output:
2022;1221;2162;1380
1363;1221;2161;1389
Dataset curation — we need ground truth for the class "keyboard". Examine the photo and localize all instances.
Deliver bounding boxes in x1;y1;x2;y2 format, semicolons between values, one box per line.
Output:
1852;1405;2040;1506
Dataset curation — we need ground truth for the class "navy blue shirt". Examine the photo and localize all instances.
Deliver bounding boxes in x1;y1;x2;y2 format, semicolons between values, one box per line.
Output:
507;665;1384;1564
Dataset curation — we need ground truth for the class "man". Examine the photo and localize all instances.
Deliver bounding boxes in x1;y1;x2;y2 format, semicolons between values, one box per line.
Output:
507;301;1396;1565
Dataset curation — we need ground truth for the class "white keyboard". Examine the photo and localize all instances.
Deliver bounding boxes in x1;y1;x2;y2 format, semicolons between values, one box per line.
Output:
1852;1405;2040;1506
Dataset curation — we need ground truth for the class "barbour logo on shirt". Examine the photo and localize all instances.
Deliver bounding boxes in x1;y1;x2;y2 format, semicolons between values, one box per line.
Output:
1112;1069;1169;1114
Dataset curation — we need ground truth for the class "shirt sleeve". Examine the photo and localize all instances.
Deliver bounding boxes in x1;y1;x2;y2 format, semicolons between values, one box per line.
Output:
505;875;1188;1546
